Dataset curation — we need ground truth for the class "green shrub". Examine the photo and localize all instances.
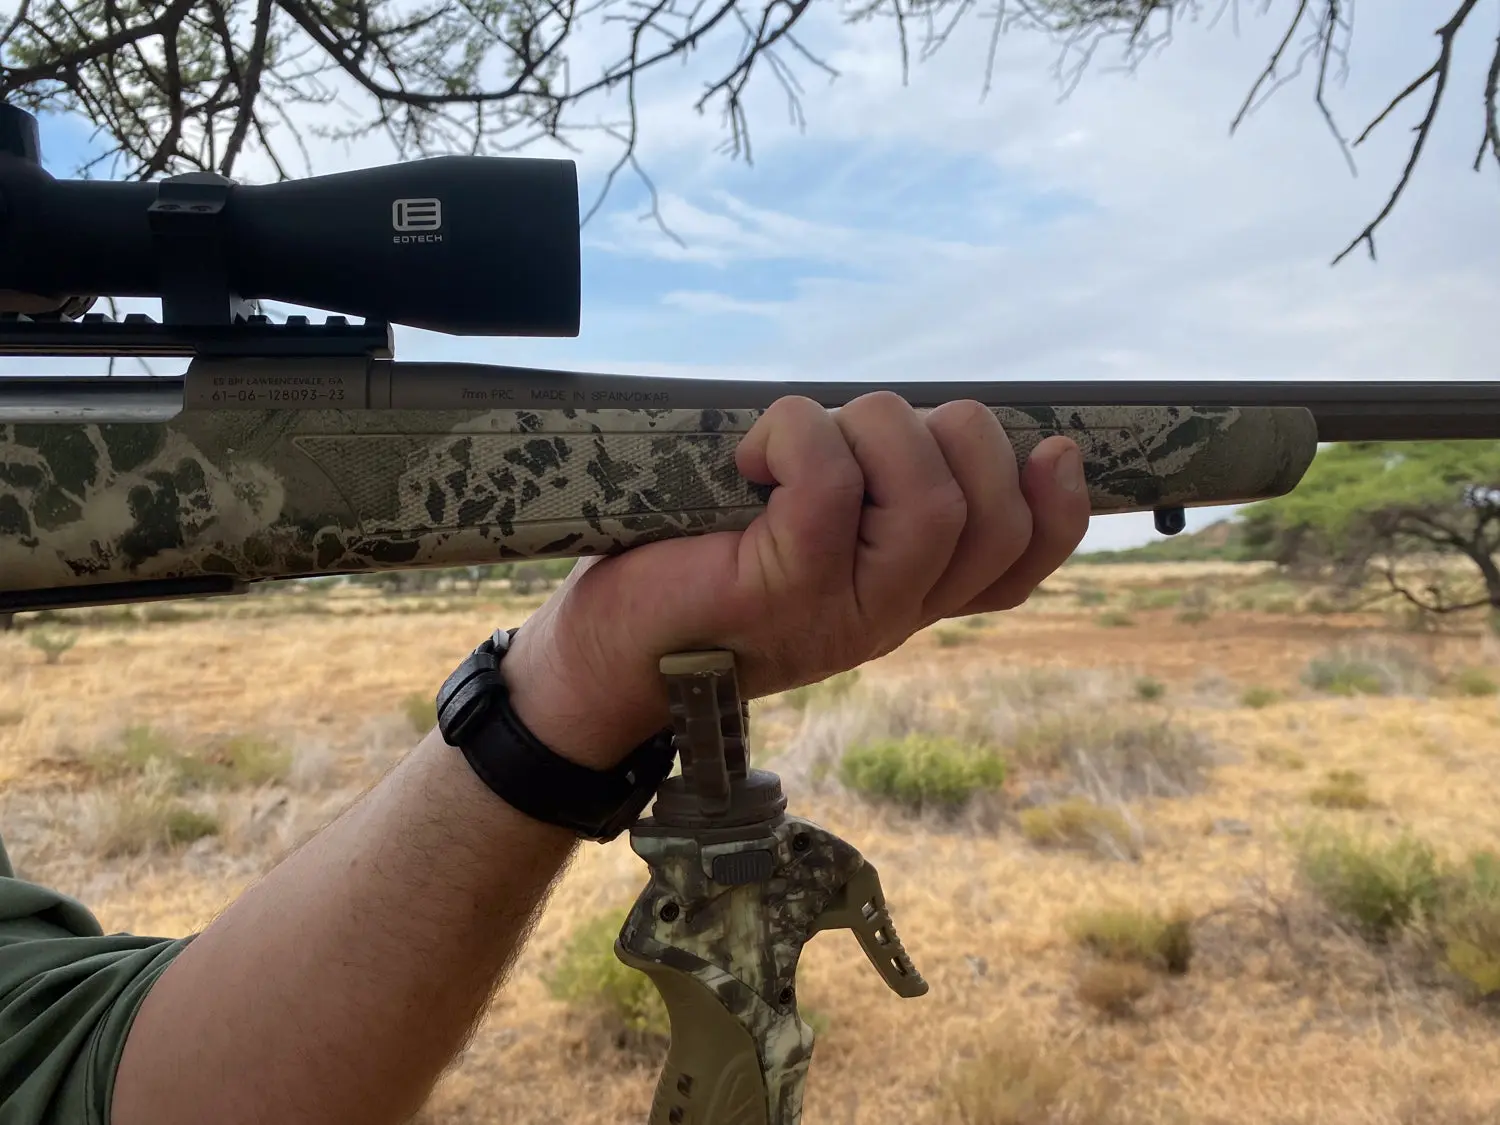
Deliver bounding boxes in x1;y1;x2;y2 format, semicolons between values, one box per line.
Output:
1133;677;1166;702
1066;906;1193;974
1007;713;1211;798
1256;743;1306;770
86;726;290;790
1018;799;1139;860
211;735;292;787
1240;685;1280;709
1301;642;1434;697
87;784;221;858
961;614;993;630
934;627;977;648
839;735;1006;813
1175;608;1211;625
545;912;667;1038
403;692;437;734
1435;851;1500;999
779;669;861;711
1129;589;1182;610
27;627;78;665
1452;667;1499;698
163;806;222;848
1308;769;1375;810
1296;828;1442;942
1097;611;1134;628
1075;586;1108;607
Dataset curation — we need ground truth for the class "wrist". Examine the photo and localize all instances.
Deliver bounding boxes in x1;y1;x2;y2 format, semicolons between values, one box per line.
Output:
499;624;669;770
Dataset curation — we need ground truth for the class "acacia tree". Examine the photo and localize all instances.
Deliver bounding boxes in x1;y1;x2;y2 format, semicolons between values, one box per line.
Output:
1;1;1497;260
1241;443;1500;630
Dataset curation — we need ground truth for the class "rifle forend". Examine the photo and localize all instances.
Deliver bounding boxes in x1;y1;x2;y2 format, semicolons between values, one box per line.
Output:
0;317;1325;612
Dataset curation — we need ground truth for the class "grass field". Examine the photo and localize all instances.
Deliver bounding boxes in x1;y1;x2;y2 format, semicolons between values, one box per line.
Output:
2;561;1499;1125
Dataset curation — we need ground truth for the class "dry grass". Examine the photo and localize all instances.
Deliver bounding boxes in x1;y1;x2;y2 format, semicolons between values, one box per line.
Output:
3;560;1500;1124
1017;799;1142;861
944;1031;1115;1124
1074;962;1157;1018
1307;769;1377;810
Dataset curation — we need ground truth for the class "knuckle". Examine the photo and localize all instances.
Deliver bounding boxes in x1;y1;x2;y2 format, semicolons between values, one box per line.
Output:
923;479;970;535
824;459;867;502
849;389;912;417
932;398;998;436
767;394;825;422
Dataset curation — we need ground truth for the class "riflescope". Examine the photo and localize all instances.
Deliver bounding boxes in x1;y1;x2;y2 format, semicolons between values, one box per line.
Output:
0;104;580;336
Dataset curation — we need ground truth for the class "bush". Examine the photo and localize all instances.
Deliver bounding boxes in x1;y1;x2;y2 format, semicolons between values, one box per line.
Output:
1076;586;1108;607
1075;962;1156;1019
934;627;978;648
85;726;290;791
1451;667;1499;698
1240;685;1280;709
944;1033;1112;1125
840;735;1006;813
1435;851;1500;1000
1007;713;1212;800
1301;641;1435;697
1296;828;1442;942
962;614;993;630
403;693;437;734
1097;611;1134;628
1308;769;1375;810
27;627;78;665
545;912;667;1040
1133;677;1165;702
1175;608;1211;625
779;669;861;712
1066;907;1192;974
83;778;221;858
1255;744;1306;770
1018;800;1139;861
211;735;293;787
1129;589;1182;610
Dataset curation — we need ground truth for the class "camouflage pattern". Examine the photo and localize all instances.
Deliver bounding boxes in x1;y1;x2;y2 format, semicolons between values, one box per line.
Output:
618;815;922;1125
0;402;1317;603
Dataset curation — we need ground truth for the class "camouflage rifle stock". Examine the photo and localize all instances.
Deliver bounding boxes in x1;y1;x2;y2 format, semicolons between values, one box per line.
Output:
10;339;1500;612
8;339;1500;613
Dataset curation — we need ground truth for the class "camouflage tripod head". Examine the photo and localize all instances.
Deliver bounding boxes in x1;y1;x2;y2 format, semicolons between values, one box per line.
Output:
616;652;927;1125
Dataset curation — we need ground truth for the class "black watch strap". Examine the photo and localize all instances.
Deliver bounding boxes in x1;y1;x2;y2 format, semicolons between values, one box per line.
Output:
434;629;676;842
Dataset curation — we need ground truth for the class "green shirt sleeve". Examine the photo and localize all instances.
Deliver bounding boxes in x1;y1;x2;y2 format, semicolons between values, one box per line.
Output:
0;833;190;1125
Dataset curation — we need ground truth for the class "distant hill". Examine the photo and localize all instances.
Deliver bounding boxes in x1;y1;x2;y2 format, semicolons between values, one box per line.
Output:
1076;518;1270;564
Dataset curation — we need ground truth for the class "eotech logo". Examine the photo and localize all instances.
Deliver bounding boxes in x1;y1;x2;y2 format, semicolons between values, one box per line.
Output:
392;198;443;243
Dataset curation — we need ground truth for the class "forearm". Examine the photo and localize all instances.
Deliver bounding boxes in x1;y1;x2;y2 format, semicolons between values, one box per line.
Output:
111;728;579;1125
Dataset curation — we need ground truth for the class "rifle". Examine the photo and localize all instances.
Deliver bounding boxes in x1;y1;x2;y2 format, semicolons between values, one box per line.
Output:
4;101;1498;1124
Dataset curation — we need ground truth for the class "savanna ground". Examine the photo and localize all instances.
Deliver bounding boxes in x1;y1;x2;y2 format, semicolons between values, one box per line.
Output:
2;560;1499;1125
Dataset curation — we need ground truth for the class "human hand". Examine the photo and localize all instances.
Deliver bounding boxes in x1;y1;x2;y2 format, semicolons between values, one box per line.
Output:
500;392;1091;767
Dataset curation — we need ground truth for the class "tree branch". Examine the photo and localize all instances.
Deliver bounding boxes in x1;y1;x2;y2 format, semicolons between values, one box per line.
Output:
1332;0;1484;264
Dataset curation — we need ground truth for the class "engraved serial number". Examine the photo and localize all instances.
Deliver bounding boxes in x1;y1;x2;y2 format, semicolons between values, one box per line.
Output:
208;387;347;403
267;387;347;403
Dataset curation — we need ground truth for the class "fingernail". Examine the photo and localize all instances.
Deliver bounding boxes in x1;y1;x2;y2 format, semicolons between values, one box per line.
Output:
1054;447;1083;493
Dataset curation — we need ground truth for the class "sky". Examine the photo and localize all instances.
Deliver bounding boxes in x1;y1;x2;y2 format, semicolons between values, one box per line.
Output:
14;2;1500;551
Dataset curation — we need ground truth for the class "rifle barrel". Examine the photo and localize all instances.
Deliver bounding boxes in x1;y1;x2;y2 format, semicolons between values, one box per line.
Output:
1;366;1498;441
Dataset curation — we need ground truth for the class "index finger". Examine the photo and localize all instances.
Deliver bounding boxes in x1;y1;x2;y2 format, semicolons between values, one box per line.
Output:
734;396;866;598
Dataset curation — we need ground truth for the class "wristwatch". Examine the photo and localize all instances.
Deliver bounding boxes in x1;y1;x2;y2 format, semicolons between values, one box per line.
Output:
434;628;677;842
